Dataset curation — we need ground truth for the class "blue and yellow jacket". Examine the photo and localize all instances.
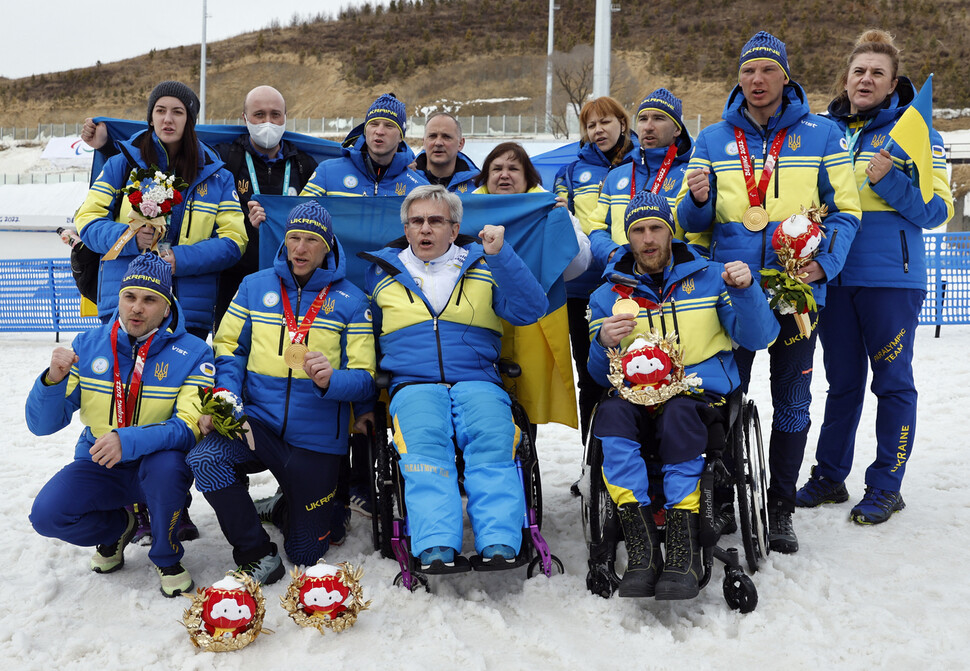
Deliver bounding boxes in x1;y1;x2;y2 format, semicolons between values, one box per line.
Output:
588;133;708;265
825;77;953;289
213;239;376;455
25;301;214;462
361;236;548;391
300;136;428;198
588;241;779;396
676;81;863;308
75;131;247;331
554;134;639;297
413;150;480;194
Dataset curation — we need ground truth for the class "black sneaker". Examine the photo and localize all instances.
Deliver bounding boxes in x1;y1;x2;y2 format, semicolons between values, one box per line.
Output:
254;491;282;526
712;502;738;537
237;551;285;585
767;504;798;554
177;507;200;542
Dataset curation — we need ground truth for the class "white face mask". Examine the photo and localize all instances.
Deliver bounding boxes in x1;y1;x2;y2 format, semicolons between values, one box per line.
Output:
246;118;285;150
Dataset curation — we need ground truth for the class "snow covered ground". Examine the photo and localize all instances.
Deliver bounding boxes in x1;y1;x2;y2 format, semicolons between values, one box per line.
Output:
2;323;969;670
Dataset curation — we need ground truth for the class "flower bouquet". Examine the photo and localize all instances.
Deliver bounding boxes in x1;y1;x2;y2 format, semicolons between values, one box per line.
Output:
102;165;187;261
759;204;827;338
197;387;249;441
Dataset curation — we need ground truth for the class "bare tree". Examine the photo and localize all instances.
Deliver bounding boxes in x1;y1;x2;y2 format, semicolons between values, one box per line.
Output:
551;44;638;135
552;45;595;120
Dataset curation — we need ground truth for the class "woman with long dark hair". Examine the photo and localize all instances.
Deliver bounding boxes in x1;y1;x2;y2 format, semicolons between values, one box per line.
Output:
76;80;247;341
796;31;953;524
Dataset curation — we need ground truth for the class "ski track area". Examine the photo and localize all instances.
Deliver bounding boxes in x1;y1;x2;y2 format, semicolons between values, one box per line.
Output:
2;324;968;670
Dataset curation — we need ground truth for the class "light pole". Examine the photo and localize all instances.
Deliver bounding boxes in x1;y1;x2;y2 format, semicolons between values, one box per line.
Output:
200;0;207;124
592;0;616;98
544;0;556;134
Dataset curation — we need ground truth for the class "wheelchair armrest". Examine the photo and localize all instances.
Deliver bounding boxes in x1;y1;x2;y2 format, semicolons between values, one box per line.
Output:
498;358;521;379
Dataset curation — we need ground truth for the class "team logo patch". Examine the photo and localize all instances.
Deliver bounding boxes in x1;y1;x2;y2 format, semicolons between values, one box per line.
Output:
616;177;630;191
154;362;169;381
343;175;358;189
840;137;848;150
364;308;373;322
932;144;946;159
200;362;216;376
579;170;592;184
287;186;299;196
725;142;740;156
232;189;239;201
91;357;109;375
263;291;281;308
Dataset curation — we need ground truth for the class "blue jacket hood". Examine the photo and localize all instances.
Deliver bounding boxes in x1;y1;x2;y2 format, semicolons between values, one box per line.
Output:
722;80;810;132
577;130;641;168
826;76;916;130
413;150;480;187
273;234;349;292
340;133;416;183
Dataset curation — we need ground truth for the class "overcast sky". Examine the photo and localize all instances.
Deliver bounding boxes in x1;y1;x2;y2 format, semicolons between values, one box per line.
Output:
1;0;384;79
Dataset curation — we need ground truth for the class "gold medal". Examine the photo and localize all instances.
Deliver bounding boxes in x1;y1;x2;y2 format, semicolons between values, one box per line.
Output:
283;343;309;370
742;206;769;232
612;298;640;318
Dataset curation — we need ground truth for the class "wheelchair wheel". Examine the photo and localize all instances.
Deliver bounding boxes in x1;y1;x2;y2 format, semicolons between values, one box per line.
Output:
526;554;564;578
393;571;430;593
372;407;396;560
734;399;769;574
722;569;758;613
581;433;622;597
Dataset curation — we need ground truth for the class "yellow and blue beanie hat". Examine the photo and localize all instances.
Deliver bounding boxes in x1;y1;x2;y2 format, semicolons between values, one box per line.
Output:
636;88;685;136
286;201;335;251
738;31;790;82
365;93;407;137
119;252;173;304
624;190;675;239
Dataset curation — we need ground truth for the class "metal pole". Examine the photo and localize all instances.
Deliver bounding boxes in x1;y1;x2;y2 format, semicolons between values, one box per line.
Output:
545;0;555;134
200;0;207;124
592;0;612;97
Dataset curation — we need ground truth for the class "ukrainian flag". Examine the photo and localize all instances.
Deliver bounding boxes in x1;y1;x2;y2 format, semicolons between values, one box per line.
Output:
258;193;581;428
888;74;936;204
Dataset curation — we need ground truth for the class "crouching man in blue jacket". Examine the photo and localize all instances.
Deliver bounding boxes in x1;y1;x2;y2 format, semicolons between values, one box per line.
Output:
27;253;214;598
588;191;778;600
360;184;548;570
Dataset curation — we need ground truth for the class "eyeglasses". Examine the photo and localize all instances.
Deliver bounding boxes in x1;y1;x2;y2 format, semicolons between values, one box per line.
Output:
406;216;454;229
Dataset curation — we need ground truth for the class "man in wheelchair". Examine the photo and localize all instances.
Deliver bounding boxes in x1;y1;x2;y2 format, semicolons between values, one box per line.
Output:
361;184;548;570
587;191;778;600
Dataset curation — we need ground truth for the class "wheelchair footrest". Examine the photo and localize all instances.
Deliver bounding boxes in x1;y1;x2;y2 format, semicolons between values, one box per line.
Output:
413;555;472;575
469;553;529;572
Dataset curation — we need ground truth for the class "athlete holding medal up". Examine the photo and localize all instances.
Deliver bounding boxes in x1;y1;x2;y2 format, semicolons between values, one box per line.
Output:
676;31;861;555
187;201;375;584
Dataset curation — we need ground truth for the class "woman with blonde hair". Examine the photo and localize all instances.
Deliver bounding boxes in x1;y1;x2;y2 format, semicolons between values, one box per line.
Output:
796;30;953;524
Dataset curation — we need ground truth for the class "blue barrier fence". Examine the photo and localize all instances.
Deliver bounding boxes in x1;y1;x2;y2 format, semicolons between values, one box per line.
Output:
0;259;100;337
2;231;970;338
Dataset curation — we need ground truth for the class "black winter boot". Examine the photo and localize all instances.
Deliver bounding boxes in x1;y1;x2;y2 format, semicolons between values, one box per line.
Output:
617;503;662;597
655;508;702;600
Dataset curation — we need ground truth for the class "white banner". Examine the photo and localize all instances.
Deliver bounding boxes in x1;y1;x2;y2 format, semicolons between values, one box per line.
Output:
41;136;96;170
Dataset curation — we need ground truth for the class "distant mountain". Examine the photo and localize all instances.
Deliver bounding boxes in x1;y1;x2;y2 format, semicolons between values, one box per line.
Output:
1;0;968;132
